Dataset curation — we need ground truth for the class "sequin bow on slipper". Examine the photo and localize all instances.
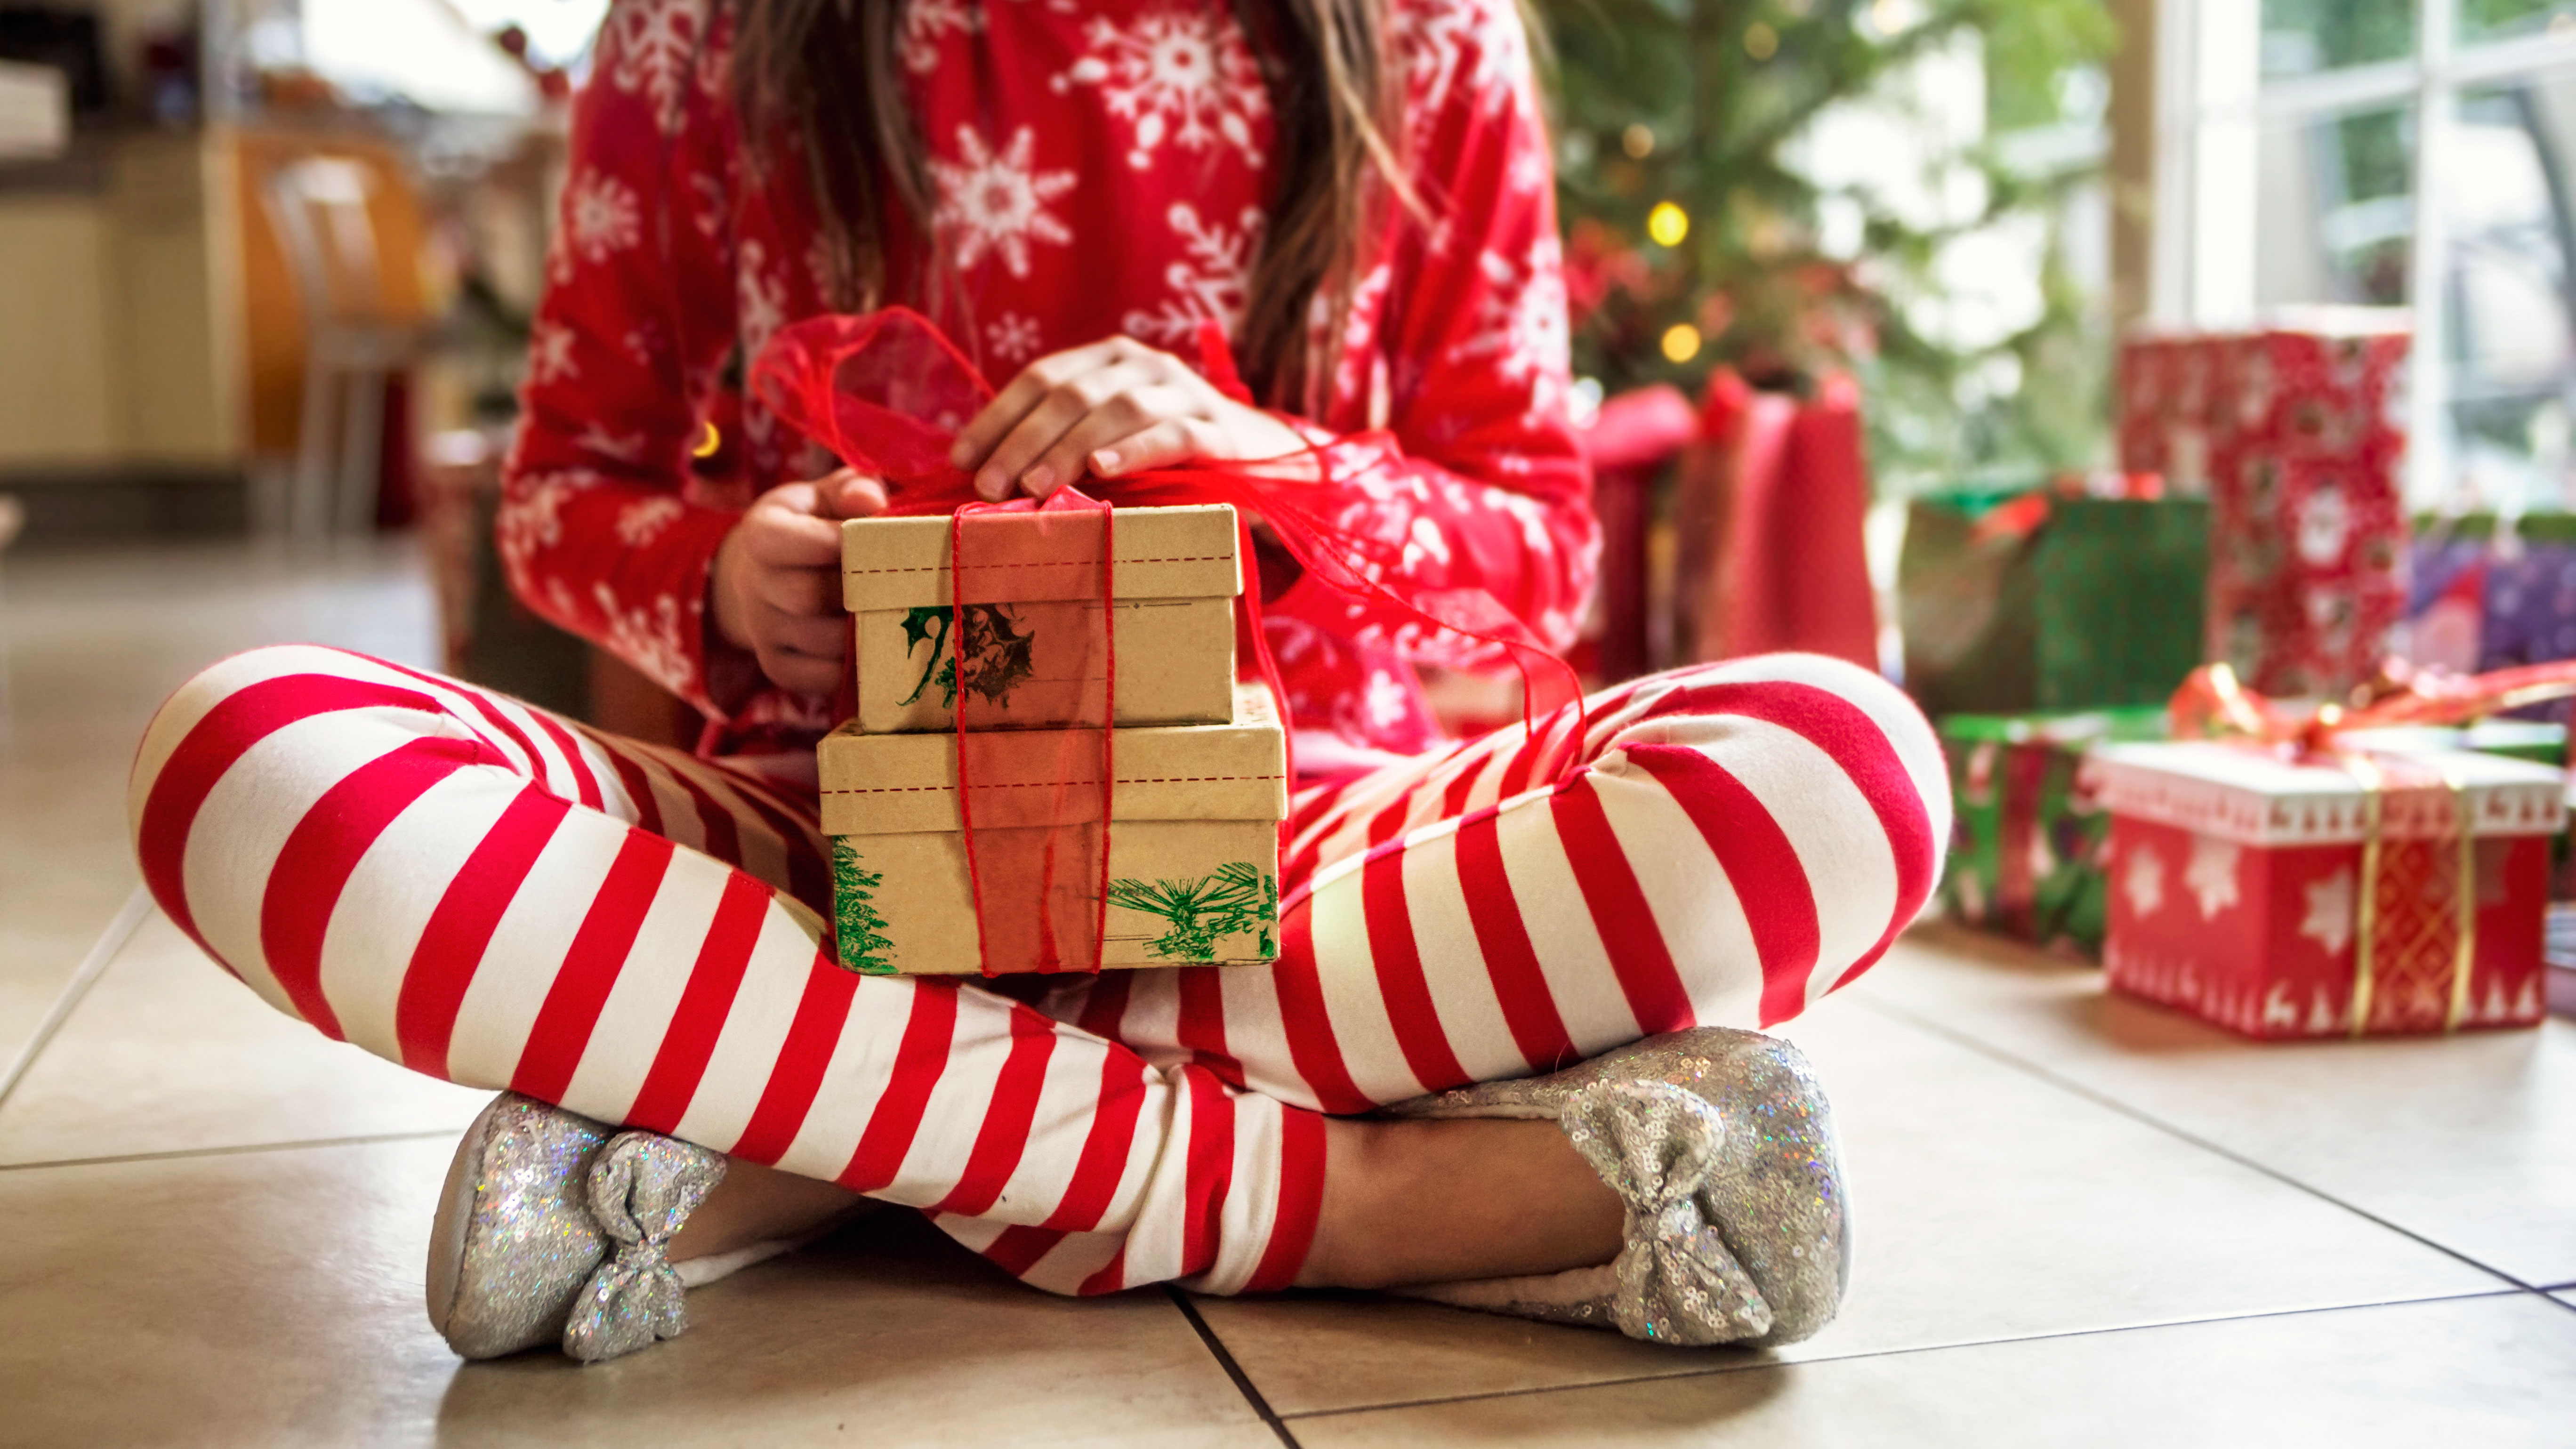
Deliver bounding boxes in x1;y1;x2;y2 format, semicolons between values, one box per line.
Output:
1385;1027;1851;1348
427;1093;783;1364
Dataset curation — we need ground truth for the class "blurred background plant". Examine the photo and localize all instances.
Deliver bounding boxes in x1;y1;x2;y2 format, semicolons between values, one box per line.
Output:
1540;0;2121;494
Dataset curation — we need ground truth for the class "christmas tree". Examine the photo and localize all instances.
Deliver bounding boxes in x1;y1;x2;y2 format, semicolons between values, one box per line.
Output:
1538;0;2118;491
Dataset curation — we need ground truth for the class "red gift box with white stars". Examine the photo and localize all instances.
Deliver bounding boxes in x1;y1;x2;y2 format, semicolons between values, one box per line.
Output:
2088;741;2560;1039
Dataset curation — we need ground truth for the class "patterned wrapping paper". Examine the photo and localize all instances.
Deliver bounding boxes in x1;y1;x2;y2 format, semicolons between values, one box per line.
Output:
1939;708;2168;957
2407;514;2576;685
2119;324;2411;700
2093;741;2560;1039
1900;487;2208;717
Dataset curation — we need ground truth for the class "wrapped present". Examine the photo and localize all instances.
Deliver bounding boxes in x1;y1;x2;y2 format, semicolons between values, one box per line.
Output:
1900;480;2207;716
2407;513;2576;686
820;682;1287;975
2120;320;2411;700
1940;708;2167;955
2094;741;2560;1037
842;503;1241;733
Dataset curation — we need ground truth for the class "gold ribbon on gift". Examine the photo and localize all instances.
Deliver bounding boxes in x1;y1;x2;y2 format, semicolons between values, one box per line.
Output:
2169;660;2576;1035
2334;751;2475;1037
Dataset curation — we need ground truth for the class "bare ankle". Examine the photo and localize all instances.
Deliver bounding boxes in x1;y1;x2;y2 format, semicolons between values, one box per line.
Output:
1295;1117;1622;1291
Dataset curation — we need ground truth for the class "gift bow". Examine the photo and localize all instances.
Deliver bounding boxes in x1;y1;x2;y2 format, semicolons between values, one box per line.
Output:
2166;660;2576;1034
560;1133;724;1363
749;308;1587;734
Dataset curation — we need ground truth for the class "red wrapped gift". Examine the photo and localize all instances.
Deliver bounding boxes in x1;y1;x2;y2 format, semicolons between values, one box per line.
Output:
2119;319;2410;700
2091;740;2560;1038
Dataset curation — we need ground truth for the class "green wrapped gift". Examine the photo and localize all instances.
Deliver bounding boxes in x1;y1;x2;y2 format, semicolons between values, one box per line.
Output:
1901;485;2210;717
1941;708;2168;957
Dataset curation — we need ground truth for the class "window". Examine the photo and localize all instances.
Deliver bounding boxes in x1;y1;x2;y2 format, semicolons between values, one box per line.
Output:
2155;0;2576;512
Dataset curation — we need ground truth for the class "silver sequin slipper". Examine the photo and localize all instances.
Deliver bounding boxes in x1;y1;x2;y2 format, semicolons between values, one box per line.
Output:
1384;1027;1851;1347
427;1093;739;1363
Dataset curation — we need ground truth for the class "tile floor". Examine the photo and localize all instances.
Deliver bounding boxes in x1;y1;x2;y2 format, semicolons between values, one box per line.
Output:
3;540;2573;1447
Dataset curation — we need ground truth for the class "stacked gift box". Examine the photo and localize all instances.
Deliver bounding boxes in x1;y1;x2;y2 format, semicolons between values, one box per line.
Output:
817;504;1288;975
2118;317;2411;701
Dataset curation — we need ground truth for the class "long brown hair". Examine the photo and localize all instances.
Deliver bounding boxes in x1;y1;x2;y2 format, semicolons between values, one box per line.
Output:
727;0;1407;404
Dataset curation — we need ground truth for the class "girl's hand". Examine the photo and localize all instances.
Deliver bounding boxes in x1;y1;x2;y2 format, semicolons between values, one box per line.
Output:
948;336;1304;501
710;469;886;697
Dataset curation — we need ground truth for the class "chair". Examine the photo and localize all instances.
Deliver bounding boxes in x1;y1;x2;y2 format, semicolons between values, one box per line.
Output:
259;156;417;538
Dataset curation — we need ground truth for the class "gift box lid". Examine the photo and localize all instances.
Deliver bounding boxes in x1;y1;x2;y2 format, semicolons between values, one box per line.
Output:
842;504;1243;611
818;681;1287;836
2087;741;2566;845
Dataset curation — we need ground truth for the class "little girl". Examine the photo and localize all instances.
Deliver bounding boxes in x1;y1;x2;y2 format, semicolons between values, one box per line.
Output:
130;0;1945;1362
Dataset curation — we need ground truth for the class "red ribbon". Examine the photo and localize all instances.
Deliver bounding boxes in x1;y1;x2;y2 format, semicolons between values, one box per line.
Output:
754;308;1586;974
751;308;1586;740
2168;659;2576;756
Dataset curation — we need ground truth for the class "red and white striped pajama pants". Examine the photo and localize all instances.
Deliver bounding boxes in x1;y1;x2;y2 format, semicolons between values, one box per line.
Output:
129;645;1946;1297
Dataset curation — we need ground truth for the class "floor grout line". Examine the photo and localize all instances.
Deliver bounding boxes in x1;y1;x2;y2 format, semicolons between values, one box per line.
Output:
1166;1288;1301;1448
1852;995;2552;1296
0;1127;472;1174
1273;1288;2539;1423
0;882;150;1116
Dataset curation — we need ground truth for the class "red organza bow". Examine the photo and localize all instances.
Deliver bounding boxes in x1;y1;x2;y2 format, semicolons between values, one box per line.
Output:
750;307;1586;734
753;308;1585;974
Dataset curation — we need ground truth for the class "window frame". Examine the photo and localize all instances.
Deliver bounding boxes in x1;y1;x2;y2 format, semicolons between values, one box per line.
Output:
2152;0;2576;505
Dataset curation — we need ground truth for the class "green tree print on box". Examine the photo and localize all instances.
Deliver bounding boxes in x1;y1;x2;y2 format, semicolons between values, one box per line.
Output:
899;604;1038;712
1106;861;1279;963
830;837;896;975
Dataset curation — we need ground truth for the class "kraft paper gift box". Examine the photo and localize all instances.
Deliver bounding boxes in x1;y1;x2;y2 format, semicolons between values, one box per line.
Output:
1939;708;2167;957
841;503;1241;733
2091;741;2561;1039
818;682;1288;975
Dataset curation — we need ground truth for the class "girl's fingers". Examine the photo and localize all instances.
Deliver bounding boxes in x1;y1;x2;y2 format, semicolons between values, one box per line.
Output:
759;603;846;659
976;362;1160;499
744;506;843;567
1025;386;1202;497
1086;412;1218;479
950;339;1134;472
820;471;889;518
757;643;842;698
754;563;841;617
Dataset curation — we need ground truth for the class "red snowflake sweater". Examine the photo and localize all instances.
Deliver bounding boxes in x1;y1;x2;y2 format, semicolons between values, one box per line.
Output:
501;0;1596;765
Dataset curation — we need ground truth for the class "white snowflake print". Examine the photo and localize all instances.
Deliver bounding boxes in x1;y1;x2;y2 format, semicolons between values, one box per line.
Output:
1451;239;1572;421
1122;203;1264;347
735;238;789;366
1395;0;1529;125
528;319;580;387
576;422;647;463
2184;834;2242;921
928;126;1077;279
902;0;982;73
985;311;1045;365
496;477;579;571
2299;867;2355;957
556;169;643;283
2122;841;2165;921
1057;8;1269;169
1361;670;1415;730
594;583;698;695
604;0;707;134
616;495;685;546
688;169;729;242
